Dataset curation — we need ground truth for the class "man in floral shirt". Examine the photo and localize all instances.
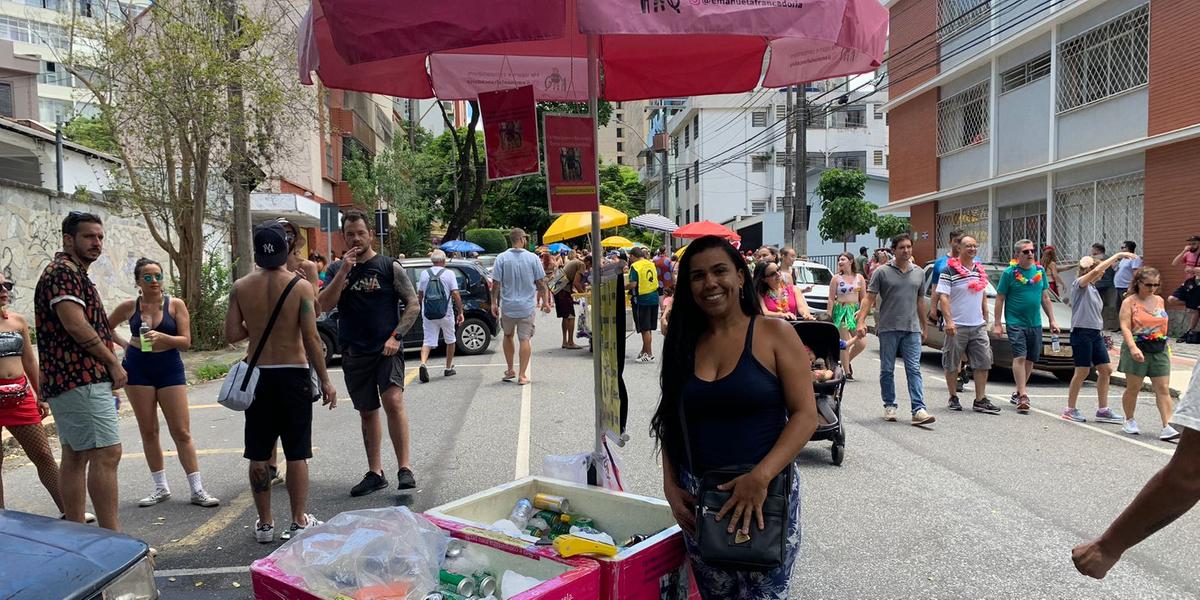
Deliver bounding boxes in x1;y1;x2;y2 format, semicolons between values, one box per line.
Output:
34;211;126;531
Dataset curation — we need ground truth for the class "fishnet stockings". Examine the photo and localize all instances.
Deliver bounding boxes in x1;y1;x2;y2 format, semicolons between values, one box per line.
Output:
1;424;64;513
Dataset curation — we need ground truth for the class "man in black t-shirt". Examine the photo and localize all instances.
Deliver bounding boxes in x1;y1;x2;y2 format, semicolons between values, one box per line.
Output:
318;209;420;496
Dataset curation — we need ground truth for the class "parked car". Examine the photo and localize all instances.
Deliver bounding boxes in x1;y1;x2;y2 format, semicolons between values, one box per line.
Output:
317;259;500;365
791;260;834;314
920;262;1077;381
0;509;158;599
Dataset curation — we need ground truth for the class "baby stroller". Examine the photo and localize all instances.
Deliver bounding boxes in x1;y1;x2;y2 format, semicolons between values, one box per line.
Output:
793;321;846;465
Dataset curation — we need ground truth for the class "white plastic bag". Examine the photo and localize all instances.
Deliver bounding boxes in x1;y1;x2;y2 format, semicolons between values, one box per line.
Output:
575;297;590;339
267;506;449;600
542;453;590;484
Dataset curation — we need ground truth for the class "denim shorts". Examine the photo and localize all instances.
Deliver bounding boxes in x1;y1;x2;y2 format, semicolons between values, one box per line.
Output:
1007;326;1043;362
1069;328;1110;368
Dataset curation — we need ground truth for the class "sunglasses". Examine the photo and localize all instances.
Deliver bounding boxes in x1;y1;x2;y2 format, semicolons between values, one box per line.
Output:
767;270;781;278
0;281;12;292
1142;283;1161;288
1019;249;1036;255
141;273;164;283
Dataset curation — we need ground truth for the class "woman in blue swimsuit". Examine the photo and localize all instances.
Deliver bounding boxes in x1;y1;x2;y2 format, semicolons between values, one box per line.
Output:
108;258;219;508
652;235;819;599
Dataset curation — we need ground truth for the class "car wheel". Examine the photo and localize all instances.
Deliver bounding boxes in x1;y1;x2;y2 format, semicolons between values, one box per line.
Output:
319;331;336;366
457;318;491;355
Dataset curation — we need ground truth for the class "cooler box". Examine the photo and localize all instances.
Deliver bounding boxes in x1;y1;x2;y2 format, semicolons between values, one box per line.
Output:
251;523;600;600
426;476;698;600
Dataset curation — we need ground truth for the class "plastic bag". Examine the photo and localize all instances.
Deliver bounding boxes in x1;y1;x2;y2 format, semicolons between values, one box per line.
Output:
268;506;449;600
542;453;590;484
575;297;590;339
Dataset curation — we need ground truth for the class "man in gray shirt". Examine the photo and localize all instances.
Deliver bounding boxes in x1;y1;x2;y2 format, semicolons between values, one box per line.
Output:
857;234;934;425
491;228;550;385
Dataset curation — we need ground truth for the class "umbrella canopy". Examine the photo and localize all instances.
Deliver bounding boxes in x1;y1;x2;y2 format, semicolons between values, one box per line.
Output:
543;205;628;243
674;244;688;259
673;220;741;241
630;213;679;234
601;235;635;248
299;0;888;101
440;239;485;253
547;242;572;254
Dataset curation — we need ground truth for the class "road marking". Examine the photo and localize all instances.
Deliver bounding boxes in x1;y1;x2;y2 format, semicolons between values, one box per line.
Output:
405;367;419;386
123;447;258;460
1026;405;1174;456
515;360;532;480
170;464;286;548
189;403;222;410
156;565;249;578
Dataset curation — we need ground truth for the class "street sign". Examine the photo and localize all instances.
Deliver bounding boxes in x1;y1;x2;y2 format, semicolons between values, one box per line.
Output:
320;204;340;232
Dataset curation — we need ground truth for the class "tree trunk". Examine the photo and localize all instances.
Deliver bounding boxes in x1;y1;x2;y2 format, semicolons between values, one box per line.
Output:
442;101;484;242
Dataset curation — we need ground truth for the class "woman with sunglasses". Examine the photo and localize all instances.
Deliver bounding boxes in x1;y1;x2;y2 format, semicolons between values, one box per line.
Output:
829;252;867;379
753;262;814;322
278;219;321;290
108;258;219;508
1117;267;1180;441
0;273;95;521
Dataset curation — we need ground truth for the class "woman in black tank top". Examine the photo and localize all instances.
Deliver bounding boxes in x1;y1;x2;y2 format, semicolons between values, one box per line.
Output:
651;236;819;599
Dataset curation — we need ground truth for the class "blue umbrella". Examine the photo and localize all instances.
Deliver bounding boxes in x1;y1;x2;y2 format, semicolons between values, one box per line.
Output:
548;242;571;254
440;239;485;253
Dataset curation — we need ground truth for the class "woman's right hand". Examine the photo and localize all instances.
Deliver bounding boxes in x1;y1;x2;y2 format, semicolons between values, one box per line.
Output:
664;479;696;537
1131;347;1145;363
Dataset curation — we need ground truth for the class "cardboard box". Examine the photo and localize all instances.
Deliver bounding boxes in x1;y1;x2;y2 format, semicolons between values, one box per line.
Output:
251;517;600;600
426;476;698;600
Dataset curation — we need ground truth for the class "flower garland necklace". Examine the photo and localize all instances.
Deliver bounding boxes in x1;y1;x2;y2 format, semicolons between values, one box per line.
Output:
948;257;988;292
767;282;791;305
1007;260;1045;285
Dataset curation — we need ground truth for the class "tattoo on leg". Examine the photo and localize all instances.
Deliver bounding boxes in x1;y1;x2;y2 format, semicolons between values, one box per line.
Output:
250;466;271;493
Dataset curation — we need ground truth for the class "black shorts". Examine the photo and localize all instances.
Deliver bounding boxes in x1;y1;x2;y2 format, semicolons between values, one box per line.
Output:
554;289;576;319
244;367;313;462
634;303;659;333
342;351;405;412
1171;279;1200;310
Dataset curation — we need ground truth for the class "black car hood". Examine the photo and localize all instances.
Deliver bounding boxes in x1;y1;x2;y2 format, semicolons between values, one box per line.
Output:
0;510;148;600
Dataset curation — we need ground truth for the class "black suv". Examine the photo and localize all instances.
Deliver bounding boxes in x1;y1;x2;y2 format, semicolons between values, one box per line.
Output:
316;259;499;365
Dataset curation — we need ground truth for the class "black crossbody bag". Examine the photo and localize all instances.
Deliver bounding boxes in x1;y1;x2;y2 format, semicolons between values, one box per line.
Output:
677;401;791;572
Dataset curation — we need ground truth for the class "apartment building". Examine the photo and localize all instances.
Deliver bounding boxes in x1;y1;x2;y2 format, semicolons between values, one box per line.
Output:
884;0;1198;292
599;100;650;168
643;86;893;254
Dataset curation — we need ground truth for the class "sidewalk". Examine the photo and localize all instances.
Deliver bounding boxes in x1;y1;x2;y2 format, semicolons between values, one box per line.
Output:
1;345;245;451
1107;334;1197;398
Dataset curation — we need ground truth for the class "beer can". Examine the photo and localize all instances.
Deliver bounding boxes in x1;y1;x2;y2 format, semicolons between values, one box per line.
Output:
534;510;560;523
475;573;497;597
572;517;594;530
439;570;476;597
421;594;445;600
533;493;570;513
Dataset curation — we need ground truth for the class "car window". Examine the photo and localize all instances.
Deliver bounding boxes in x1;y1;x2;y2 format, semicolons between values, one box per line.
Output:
407;266;469;292
793;265;832;285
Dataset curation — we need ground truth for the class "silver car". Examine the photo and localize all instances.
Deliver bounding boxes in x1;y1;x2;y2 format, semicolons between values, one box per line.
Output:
921;262;1077;381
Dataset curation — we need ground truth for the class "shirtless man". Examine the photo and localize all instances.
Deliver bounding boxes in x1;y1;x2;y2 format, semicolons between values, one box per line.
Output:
225;221;336;543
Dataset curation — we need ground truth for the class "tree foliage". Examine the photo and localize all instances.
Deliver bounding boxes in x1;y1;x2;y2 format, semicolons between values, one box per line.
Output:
874;215;911;242
62;116;118;154
815;168;876;251
63;0;310;314
343;134;433;257
465;228;509;253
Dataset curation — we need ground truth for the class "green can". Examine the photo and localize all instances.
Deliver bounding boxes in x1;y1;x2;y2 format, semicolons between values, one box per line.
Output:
474;572;497;597
438;570;476;597
535;510;561;523
435;591;467;600
573;517;595;530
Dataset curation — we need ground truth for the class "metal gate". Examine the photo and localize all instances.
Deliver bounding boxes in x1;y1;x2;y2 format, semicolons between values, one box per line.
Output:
1052;172;1144;262
936;204;990;260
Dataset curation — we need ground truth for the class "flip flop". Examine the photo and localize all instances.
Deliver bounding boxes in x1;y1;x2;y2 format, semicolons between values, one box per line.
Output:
517;377;530;385
502;371;517;382
563;344;583;350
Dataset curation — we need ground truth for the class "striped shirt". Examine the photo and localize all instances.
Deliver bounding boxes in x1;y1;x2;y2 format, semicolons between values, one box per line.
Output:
935;264;987;327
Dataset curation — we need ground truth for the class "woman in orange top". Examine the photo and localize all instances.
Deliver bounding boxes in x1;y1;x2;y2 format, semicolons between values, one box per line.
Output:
1117;267;1178;441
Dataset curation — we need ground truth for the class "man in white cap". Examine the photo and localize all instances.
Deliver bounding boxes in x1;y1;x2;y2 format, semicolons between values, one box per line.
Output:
416;250;464;382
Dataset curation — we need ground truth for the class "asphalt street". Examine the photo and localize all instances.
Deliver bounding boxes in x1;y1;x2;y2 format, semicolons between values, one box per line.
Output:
3;312;1198;599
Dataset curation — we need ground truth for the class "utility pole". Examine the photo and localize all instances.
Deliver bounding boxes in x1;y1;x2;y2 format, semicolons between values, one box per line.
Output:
225;0;252;278
660;148;670;249
793;86;808;254
407;99;418;149
783;87;794;247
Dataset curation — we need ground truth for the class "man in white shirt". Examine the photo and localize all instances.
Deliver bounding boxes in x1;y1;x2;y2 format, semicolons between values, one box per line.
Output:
417;250;464;383
1073;361;1200;579
936;235;1000;414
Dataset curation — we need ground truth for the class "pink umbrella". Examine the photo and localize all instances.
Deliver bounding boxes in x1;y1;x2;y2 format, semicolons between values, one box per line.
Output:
299;0;888;101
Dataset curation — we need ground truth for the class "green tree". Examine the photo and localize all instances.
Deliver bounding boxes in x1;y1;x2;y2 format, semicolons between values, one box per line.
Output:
343;134;434;257
874;215;911;243
815;168;876;251
62;116;118;154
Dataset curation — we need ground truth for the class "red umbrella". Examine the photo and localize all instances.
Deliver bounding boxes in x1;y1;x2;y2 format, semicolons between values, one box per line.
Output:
299;0;888;100
672;220;741;241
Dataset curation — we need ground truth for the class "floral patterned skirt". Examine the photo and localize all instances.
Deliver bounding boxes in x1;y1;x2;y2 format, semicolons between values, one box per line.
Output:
678;464;803;600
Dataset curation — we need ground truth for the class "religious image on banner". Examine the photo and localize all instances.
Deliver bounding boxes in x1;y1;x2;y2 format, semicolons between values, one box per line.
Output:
479;85;539;180
542;113;599;214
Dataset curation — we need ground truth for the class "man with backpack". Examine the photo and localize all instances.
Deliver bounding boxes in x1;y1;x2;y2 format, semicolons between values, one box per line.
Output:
417;250;464;382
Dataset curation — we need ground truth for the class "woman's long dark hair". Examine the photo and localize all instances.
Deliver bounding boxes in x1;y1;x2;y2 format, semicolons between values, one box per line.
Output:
650;236;761;471
752;261;774;300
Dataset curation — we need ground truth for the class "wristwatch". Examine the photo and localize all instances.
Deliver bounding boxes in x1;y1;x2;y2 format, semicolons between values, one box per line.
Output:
392;331;403;341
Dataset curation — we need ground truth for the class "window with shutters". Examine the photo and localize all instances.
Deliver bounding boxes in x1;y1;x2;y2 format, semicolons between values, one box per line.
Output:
751;155;770;172
873;105;884;119
775;151;791;167
873;150;884;166
0;82;12;118
751;199;769;215
751;110;767;127
1057;4;1150;113
1000;52;1051;94
684;124;690;147
775;105;787;121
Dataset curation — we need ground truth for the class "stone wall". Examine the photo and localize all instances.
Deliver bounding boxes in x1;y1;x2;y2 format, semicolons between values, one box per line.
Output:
1;179;225;319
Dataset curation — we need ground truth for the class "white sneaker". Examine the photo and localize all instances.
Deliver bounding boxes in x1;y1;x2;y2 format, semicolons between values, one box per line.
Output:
60;512;97;524
1159;426;1182;442
280;513;321;541
254;519;275;543
1122;419;1140;436
911;408;936;425
137;488;171;507
883;406;898;422
191;490;220;507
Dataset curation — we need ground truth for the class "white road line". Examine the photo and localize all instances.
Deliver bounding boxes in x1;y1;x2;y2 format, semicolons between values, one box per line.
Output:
1026;405;1174;456
155;566;249;578
515;361;532;480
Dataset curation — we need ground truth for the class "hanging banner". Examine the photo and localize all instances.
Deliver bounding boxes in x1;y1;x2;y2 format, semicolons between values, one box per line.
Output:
596;262;623;443
542;113;599;214
479;85;540;180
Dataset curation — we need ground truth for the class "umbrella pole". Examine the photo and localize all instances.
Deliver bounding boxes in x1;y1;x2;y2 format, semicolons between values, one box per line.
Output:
588;34;604;458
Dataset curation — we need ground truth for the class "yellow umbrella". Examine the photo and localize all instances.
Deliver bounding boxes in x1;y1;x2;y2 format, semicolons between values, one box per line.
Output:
674;244;688;259
543;205;628;243
601;235;635;248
